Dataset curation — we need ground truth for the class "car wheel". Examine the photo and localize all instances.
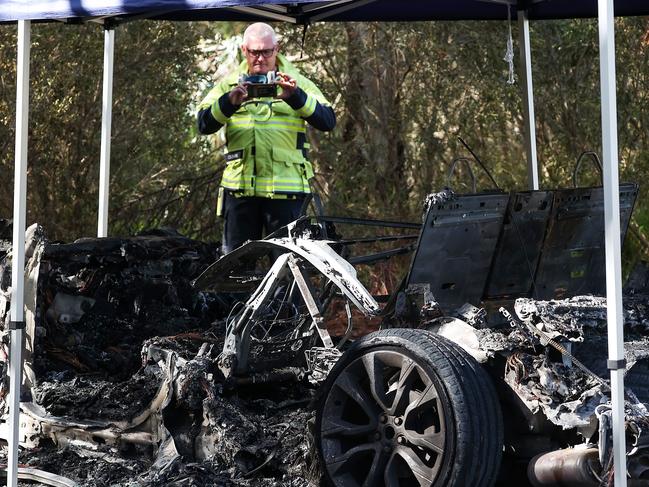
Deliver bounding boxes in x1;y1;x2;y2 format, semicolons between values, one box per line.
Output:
316;328;503;486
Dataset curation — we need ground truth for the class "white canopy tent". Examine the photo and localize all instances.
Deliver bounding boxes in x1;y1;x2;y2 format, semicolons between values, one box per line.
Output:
3;0;642;485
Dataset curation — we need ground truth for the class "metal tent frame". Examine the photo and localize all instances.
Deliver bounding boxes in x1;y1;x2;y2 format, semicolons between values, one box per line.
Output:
3;1;643;485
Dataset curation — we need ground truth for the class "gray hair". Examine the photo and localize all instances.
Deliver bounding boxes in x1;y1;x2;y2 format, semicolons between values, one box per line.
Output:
243;22;278;46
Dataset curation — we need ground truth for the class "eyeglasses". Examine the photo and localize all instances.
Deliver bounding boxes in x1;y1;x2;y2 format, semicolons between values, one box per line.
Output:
245;47;276;58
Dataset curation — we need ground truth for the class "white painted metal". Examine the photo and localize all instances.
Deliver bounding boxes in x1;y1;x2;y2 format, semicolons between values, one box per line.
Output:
597;0;627;485
518;9;539;190
287;257;334;348
98;27;115;238
8;19;31;487
200;237;381;315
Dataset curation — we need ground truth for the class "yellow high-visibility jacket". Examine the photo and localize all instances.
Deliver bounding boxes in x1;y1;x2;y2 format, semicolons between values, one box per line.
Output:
197;54;332;198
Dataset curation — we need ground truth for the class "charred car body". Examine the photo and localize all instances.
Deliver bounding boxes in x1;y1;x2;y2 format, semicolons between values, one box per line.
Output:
1;177;649;486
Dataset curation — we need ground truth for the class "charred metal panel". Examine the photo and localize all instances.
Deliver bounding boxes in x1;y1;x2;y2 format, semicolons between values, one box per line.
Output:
534;184;637;299
406;192;509;313
485;191;553;299
196;238;380;316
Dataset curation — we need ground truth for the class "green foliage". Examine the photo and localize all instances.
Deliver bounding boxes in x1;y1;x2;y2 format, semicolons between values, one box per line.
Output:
275;20;649;272
2;17;649;275
277;21;527;221
0;21;217;241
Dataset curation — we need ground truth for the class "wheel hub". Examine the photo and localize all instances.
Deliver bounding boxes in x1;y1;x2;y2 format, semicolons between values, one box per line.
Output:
375;416;404;447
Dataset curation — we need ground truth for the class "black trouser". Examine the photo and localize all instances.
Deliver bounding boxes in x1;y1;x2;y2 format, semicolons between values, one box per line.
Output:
222;191;305;254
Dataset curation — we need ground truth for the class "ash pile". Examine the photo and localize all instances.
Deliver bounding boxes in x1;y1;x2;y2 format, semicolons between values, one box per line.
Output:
0;224;319;487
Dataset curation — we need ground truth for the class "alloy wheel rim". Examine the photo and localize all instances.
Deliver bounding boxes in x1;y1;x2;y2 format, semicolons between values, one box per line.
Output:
320;349;447;486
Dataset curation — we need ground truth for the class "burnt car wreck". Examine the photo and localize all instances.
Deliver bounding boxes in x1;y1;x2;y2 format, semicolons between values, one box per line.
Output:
1;179;649;486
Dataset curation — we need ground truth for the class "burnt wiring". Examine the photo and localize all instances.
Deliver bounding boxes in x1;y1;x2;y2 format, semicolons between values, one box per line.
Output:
500;306;611;392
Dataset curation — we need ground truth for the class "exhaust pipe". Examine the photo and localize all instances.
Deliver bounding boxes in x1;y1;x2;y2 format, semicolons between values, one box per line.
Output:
528;447;601;487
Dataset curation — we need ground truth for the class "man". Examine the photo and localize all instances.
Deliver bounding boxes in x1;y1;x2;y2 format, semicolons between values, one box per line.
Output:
197;23;336;253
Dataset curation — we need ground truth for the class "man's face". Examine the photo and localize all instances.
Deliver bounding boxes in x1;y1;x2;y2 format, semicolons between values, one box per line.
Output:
242;35;278;75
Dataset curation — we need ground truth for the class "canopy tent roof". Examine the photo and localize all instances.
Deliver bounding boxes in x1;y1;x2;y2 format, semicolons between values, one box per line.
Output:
2;0;649;24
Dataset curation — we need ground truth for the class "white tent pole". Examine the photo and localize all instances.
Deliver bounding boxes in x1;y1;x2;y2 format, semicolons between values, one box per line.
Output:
518;9;539;190
597;0;627;485
98;26;115;238
8;19;30;487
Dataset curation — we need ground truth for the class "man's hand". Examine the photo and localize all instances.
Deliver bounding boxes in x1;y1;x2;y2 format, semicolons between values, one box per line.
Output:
275;72;297;99
228;83;249;106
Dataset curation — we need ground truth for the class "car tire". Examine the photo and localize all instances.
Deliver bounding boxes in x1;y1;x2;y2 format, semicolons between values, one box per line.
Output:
315;328;503;486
